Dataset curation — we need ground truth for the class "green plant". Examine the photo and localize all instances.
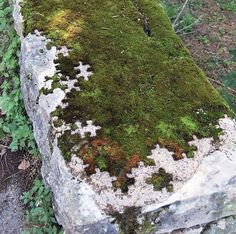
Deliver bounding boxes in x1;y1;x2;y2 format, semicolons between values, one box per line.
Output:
177;12;200;33
0;0;37;154
180;116;198;132
161;1;179;21
21;179;63;234
124;125;138;136
156;122;175;139
197;35;209;45
96;155;108;171
216;0;236;13
0;2;62;232
161;0;201;34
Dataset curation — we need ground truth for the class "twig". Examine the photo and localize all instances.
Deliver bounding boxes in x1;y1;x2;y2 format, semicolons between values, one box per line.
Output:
0;154;4;178
0;144;8;148
0;170;23;188
173;0;190;28
4;153;12;174
181;28;199;36
176;16;202;34
173;19;184;28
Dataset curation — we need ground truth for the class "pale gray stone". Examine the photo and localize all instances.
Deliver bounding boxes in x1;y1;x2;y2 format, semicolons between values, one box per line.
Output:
12;1;236;233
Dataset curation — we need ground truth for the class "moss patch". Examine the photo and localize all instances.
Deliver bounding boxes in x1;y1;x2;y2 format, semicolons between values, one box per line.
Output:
146;168;173;192
114;206;156;234
22;0;233;189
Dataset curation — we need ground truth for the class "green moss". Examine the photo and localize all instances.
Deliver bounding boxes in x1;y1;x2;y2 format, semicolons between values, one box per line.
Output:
186;145;197;158
114;206;156;234
115;207;142;234
146;168;173;192
40;74;67;95
181;116;198;132
156;122;175;139
22;0;233;188
137;220;155;234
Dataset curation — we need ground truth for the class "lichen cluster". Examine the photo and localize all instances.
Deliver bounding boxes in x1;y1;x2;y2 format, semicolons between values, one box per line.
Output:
21;0;232;190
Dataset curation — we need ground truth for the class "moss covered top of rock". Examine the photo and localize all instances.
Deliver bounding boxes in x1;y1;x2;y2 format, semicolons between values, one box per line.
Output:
22;0;232;189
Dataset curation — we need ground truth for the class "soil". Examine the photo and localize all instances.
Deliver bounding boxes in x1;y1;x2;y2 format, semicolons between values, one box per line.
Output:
0;145;25;233
0;136;40;234
180;0;236;83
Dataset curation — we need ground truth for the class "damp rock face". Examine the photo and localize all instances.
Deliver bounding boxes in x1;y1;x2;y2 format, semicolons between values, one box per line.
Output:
13;0;236;233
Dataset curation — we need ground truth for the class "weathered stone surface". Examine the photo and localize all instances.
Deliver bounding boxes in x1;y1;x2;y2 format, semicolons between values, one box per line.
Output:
13;0;236;233
171;216;236;233
203;216;236;234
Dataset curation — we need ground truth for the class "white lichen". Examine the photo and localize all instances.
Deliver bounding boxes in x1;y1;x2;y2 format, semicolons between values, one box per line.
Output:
56;46;71;57
69;117;236;213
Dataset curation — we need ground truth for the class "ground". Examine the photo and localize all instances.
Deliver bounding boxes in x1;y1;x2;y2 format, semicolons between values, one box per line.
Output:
0;135;40;233
0;143;25;234
179;0;236;112
21;0;232;190
163;0;236;110
181;0;236;80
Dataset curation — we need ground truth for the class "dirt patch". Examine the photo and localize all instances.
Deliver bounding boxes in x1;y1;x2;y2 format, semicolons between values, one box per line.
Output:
0;137;40;233
0;146;25;233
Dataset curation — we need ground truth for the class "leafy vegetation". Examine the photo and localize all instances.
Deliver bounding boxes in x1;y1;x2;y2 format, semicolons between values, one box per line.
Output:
21;179;63;234
0;0;37;154
21;0;232;190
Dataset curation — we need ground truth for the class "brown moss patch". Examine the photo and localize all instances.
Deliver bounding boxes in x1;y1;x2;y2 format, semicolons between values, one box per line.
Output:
79;137;141;192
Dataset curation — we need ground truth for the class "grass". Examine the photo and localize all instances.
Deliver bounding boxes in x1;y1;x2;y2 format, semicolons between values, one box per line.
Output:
216;0;236;13
21;0;232;190
220;49;236;113
161;0;202;34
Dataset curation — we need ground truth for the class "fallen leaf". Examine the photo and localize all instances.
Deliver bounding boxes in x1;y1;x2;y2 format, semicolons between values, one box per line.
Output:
18;159;30;170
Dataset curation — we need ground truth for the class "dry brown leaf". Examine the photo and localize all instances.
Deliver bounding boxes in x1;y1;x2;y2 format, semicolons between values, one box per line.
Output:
18;159;30;170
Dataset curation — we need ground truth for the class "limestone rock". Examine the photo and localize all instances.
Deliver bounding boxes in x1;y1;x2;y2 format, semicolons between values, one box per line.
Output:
13;0;236;233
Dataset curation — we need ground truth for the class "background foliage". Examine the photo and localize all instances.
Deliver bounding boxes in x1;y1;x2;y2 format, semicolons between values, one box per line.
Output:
0;0;37;154
21;179;63;234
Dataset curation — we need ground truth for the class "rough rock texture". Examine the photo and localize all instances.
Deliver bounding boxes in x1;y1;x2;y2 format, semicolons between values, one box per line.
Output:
203;216;236;234
13;0;236;233
117;117;236;233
